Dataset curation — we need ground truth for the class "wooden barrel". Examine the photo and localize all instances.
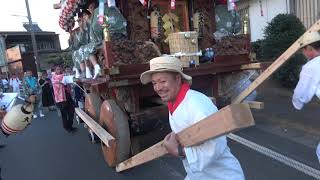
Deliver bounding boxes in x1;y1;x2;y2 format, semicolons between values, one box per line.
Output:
84;93;102;121
99;99;131;167
1;104;33;135
168;31;199;67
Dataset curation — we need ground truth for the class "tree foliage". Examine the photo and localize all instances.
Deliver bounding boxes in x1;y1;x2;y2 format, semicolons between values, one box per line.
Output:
45;51;73;67
252;14;307;88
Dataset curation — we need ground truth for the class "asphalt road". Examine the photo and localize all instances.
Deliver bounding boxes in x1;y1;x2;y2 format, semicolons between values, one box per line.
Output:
0;110;318;180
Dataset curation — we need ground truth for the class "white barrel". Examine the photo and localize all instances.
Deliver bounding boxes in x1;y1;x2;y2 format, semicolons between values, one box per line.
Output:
1;104;34;135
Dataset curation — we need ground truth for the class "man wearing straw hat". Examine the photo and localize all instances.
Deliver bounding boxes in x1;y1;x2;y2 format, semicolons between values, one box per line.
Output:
140;56;244;180
292;31;320;163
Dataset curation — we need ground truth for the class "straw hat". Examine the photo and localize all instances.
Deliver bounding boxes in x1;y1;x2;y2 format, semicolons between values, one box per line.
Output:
140;56;192;84
299;31;320;48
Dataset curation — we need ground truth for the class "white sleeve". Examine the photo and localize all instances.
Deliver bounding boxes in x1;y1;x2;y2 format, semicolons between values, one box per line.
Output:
61;76;67;85
183;105;226;172
184;135;228;172
62;75;74;85
292;70;318;110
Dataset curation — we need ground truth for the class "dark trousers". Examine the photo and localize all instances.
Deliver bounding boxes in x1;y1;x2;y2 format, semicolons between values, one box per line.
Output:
57;100;74;131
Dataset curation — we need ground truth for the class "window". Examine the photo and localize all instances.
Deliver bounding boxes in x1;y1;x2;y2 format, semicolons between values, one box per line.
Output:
37;41;54;51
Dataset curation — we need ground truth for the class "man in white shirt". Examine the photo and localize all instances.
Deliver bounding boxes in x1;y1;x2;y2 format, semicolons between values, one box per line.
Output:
292;31;320;162
292;31;320;109
140;56;245;180
9;73;21;94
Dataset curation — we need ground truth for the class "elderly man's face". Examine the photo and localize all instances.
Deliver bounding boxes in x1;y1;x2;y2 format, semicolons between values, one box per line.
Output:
151;72;181;103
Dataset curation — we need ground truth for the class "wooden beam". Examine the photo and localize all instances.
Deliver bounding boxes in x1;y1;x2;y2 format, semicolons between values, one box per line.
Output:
177;103;254;146
116;103;254;172
102;60;270;82
232;20;320;104
240;63;262;70
75;108;115;147
244;101;264;110
116;140;168;172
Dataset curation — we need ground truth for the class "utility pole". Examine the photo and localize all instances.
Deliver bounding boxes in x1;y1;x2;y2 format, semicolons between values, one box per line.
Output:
25;0;41;73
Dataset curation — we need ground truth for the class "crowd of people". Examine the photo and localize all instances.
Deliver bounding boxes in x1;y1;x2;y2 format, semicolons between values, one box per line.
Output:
0;66;84;133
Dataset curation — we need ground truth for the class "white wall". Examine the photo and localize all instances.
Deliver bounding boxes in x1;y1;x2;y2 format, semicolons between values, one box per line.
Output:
249;0;289;42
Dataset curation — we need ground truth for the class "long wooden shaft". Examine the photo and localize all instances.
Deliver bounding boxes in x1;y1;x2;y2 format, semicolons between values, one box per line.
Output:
116;103;254;172
75;108;115;146
116;141;168;172
232;20;320;104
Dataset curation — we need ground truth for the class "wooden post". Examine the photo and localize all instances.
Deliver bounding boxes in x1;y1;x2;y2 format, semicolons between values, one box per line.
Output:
232;20;320;104
103;41;114;68
116;103;254;172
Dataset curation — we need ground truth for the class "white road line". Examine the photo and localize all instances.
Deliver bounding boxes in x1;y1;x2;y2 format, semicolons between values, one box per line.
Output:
228;133;320;179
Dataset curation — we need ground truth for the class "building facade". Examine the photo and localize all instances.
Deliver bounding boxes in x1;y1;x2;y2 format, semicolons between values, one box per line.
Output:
0;31;61;76
237;0;320;42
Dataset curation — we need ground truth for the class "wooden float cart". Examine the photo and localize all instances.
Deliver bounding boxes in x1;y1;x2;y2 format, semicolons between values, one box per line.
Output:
56;0;271;169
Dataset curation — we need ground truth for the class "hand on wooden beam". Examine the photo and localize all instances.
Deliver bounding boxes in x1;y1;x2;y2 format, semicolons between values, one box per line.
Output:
163;132;180;157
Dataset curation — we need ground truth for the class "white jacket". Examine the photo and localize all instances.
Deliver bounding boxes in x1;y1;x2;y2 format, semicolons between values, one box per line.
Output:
292;56;320;110
169;89;245;180
9;78;21;93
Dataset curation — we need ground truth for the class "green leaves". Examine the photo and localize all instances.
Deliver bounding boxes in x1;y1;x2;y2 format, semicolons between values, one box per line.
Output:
45;51;73;67
252;14;307;88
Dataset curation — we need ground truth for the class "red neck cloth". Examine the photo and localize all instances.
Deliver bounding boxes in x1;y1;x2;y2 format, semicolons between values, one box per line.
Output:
167;83;190;114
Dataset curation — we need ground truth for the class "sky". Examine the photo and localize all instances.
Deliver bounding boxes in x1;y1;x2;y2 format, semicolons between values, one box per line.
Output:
0;0;69;49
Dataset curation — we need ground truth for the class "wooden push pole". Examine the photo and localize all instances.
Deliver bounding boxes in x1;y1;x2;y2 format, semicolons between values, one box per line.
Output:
75;108;115;147
116;103;254;172
232;20;320;104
